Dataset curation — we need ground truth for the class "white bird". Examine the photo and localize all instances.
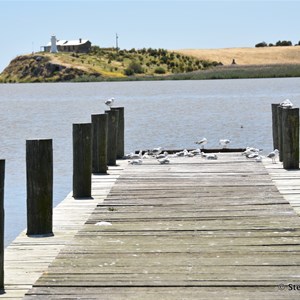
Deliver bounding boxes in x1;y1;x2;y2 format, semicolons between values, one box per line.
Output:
175;150;185;157
130;150;142;159
219;139;231;148
280;99;293;109
267;149;279;164
129;159;143;165
190;148;202;156
247;152;259;159
206;154;218;160
142;151;151;159
151;147;162;156
195;137;208;149
105;97;114;108
242;147;262;158
156;151;168;159
158;157;170;164
255;155;263;162
123;150;142;160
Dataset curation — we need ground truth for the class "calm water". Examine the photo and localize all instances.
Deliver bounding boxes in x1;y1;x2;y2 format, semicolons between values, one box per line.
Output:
1;78;300;246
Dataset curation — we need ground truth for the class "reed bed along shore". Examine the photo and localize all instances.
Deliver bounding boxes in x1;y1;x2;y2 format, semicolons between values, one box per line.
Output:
98;63;300;82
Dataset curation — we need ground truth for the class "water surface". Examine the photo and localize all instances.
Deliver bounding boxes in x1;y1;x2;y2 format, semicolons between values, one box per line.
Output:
1;78;300;245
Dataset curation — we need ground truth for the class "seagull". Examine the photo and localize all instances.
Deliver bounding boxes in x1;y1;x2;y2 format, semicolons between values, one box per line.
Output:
242;147;262;158
175;150;186;157
267;149;279;164
158;157;170;164
206;154;218;160
195;137;207;149
105;97;114;108
129;159;143;165
123;150;142;160
156;151;169;159
151;147;162;156
130;150;142;159
280;99;293;109
142;151;151;159
190;148;202;156
255;155;263;162
219;139;231;149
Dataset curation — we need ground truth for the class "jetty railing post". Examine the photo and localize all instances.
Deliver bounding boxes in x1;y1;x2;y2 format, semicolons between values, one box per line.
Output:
277;106;284;162
26;139;53;236
271;103;280;151
111;107;125;159
91;114;108;174
282;108;299;169
0;160;4;290
73;123;92;198
105;109;119;166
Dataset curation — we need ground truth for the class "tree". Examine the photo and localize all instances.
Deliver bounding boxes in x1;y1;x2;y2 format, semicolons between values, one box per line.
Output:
255;41;267;48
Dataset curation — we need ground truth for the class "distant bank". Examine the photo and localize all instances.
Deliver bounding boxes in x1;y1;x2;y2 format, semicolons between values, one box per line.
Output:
1;46;300;83
176;46;300;65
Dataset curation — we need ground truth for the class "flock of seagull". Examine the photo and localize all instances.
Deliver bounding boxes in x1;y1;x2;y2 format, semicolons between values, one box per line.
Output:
124;142;280;166
104;97;284;166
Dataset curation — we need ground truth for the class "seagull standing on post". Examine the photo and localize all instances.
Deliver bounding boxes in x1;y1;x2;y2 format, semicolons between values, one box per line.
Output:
105;97;115;109
280;99;293;109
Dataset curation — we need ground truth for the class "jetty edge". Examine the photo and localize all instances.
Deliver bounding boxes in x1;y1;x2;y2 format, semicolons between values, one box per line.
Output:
1;162;126;299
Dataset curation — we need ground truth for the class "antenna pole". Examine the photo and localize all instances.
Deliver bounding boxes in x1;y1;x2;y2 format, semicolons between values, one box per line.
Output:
116;33;119;52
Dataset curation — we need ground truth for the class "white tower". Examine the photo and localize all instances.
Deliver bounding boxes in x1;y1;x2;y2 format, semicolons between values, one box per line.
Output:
50;35;58;53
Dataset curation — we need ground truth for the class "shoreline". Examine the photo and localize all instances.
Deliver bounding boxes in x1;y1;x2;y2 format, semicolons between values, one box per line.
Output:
1;63;300;83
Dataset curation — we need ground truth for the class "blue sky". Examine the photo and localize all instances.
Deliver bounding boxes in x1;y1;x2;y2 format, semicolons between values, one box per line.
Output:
1;0;300;72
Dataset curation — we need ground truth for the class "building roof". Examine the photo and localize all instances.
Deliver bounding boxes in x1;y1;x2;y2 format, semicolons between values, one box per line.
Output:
46;39;89;46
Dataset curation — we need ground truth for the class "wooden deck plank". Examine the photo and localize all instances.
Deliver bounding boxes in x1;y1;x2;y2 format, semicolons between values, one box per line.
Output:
20;153;300;299
0;162;127;299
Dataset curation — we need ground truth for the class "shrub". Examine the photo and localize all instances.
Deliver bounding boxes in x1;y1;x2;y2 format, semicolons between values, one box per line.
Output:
123;61;144;76
124;68;134;76
154;67;166;74
128;61;143;74
255;41;267;47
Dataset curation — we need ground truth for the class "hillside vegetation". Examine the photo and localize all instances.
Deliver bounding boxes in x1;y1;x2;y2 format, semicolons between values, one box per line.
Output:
2;46;300;83
0;47;220;83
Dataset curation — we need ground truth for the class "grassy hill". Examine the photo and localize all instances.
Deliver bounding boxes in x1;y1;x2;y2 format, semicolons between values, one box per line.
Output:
0;47;220;83
2;46;300;83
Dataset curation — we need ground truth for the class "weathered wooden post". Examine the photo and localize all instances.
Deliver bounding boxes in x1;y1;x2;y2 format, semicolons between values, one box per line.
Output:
105;110;119;166
0;160;5;290
26;139;53;236
111;107;125;159
282;108;299;169
271;103;280;151
91;114;108;174
277;106;284;162
73;123;92;198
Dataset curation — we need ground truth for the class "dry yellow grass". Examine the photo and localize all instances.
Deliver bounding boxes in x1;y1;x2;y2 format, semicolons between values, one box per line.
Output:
175;46;300;65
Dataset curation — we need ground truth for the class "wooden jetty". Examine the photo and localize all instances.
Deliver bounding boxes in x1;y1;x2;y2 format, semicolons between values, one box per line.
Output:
0;152;294;300
1;163;125;299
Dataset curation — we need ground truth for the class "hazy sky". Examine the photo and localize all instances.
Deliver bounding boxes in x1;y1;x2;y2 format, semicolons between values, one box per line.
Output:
1;0;300;71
